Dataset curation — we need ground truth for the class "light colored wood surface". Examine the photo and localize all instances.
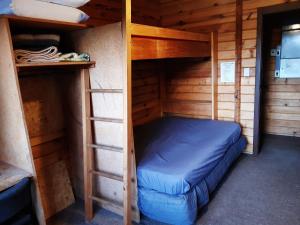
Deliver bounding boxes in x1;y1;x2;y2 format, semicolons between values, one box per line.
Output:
0;161;31;192
132;37;211;60
37;160;75;219
19;73;76;220
211;32;218;120
234;0;243;123
123;1;133;224
131;23;210;41
0;18;46;225
164;59;212;119
3;15;87;31
70;22;139;223
80;69;93;220
263;28;300;137
132;61;162;126
16;61;95;71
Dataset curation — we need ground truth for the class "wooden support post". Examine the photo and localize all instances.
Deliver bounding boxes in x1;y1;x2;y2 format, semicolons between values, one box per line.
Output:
160;66;166;117
81;69;93;221
234;0;243;123
211;31;218;120
122;0;132;224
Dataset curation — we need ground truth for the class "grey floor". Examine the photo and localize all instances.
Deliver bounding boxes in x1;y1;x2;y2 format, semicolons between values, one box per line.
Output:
48;135;300;225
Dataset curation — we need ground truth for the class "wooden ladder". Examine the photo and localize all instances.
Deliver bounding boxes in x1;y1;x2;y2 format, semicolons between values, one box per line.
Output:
81;69;139;223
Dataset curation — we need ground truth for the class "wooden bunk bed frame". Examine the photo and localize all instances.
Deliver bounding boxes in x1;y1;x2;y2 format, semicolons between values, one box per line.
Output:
0;4;218;225
126;7;218;225
131;23;211;60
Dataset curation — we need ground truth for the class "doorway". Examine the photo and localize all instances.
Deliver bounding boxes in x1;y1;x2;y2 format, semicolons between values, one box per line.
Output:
254;2;300;154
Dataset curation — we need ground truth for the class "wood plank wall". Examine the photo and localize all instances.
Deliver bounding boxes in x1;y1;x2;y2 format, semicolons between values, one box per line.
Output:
263;28;300;137
160;0;300;154
81;0;160;26
164;58;212;118
19;74;75;219
132;61;162;126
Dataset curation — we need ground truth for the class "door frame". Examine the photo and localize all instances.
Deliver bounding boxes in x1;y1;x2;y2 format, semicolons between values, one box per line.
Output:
253;1;300;154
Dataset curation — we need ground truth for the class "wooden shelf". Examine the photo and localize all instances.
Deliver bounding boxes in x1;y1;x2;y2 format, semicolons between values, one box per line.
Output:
16;61;95;71
1;15;88;32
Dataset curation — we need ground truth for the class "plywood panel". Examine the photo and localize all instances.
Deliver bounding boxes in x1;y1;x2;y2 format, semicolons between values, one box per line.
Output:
19;74;75;220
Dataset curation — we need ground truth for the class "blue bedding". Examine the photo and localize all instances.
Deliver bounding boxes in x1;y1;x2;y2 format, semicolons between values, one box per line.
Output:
135;117;242;195
138;136;247;225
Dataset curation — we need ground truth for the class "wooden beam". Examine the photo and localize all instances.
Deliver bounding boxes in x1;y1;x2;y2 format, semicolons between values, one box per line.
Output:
0;17;46;225
122;0;132;224
132;37;210;60
2;15;87;31
234;0;243;123
131;23;210;41
211;31;218;120
81;69;93;221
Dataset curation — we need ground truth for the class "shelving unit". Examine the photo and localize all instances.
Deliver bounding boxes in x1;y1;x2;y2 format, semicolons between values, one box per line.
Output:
0;14;139;225
0;16;95;225
16;61;95;71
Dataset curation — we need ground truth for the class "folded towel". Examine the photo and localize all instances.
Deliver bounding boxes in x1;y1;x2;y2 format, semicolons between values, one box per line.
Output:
13;34;61;49
38;0;90;8
15;46;62;63
15;47;91;63
0;0;89;23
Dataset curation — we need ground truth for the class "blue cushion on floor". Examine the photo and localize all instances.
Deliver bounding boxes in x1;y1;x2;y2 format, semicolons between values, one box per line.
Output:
0;178;31;224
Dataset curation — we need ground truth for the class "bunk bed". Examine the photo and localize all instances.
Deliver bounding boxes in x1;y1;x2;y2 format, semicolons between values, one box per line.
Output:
131;23;211;60
131;24;246;224
134;117;246;224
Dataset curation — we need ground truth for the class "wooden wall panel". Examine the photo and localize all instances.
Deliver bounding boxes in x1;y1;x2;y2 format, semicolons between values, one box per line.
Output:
82;0;160;26
132;61;162;126
161;0;300;154
19;75;75;219
164;59;212;119
262;28;300;137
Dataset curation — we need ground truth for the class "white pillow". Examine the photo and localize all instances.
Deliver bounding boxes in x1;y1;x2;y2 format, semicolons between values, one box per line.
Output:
7;0;89;23
38;0;90;8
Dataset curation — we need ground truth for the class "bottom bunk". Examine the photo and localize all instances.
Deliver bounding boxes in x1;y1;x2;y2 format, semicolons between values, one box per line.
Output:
134;117;247;224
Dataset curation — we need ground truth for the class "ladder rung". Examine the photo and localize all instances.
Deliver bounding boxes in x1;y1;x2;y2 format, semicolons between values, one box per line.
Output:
89;117;123;123
91;170;123;182
90;196;123;211
86;89;123;93
87;144;123;153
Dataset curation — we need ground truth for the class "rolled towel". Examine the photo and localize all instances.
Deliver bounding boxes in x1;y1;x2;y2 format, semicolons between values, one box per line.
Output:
59;52;90;62
15;46;62;63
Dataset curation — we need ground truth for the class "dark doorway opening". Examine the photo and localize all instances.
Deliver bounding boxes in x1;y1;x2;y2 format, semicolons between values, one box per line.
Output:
254;2;300;154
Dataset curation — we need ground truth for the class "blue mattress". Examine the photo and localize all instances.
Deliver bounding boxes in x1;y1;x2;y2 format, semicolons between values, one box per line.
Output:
0;177;33;224
134;117;247;224
138;136;247;225
135;117;242;195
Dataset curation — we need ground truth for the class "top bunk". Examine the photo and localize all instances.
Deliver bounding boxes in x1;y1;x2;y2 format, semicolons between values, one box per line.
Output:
131;23;211;60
